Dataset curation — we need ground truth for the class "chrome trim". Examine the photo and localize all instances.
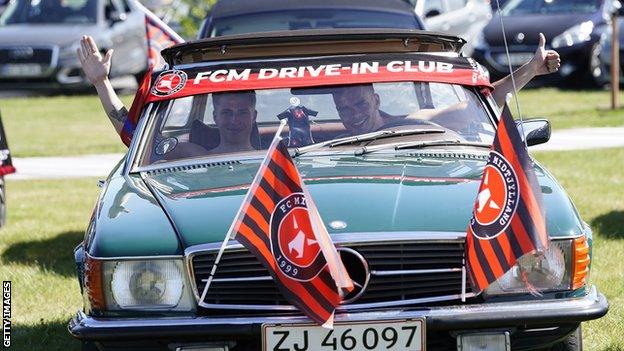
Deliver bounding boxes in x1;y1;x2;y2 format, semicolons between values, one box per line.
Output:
86;252;183;261
185;231;466;301
69;286;606;335
371;268;462;276
523;326;559;332
125;103;155;175
210;276;272;283
185;231;466;257
337;247;370;304
186;232;467;310
197;293;477;311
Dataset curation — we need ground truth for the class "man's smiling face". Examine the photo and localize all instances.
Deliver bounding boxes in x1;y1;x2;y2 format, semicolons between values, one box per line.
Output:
332;85;383;135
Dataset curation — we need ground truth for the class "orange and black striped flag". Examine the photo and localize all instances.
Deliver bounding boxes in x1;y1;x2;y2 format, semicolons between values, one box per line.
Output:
213;124;352;327
466;105;548;292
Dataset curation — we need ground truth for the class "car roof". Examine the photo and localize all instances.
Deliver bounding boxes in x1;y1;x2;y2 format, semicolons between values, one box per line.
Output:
163;28;465;66
209;0;417;18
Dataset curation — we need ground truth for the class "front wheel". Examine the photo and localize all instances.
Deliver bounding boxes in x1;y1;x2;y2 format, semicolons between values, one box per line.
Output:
550;326;582;351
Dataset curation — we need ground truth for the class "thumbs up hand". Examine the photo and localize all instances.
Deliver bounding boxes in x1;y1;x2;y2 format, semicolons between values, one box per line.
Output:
531;33;561;76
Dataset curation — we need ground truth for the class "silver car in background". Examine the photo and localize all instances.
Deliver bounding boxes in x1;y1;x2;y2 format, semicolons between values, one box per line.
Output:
414;0;492;56
0;0;147;91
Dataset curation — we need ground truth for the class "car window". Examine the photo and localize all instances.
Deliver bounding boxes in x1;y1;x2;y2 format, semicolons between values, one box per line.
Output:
139;82;495;166
0;0;98;24
502;0;601;15
210;10;421;36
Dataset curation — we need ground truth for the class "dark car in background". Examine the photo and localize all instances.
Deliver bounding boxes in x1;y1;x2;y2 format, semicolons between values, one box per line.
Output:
0;0;147;91
595;5;624;86
473;0;619;86
198;0;425;38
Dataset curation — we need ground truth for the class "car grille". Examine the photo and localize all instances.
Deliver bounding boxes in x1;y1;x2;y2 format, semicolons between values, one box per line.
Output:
190;238;470;311
0;46;56;78
0;46;54;65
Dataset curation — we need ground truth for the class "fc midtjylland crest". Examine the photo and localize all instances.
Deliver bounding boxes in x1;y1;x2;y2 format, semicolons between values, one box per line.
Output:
470;151;520;239
270;193;326;281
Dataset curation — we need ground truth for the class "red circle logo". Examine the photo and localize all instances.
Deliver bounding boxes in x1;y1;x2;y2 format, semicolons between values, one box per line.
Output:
270;193;326;281
474;165;507;226
278;207;321;267
152;70;187;96
470;151;520;239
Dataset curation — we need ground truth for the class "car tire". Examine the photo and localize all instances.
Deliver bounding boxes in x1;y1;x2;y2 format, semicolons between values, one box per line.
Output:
550;326;582;351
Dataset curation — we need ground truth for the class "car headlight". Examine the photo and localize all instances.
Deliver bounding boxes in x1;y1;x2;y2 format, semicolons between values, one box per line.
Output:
100;259;194;311
484;239;580;297
551;21;594;49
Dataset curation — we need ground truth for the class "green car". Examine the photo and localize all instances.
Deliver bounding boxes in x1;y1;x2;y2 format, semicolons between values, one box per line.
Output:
69;29;608;351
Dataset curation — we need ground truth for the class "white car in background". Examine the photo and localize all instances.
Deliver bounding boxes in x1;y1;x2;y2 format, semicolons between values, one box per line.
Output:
414;0;492;56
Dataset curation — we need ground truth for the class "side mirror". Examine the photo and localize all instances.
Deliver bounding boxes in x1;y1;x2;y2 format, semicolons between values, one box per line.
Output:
516;118;551;146
425;9;441;18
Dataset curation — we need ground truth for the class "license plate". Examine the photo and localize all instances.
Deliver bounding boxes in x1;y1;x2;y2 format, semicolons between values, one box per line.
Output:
263;319;425;351
496;53;533;66
0;64;43;77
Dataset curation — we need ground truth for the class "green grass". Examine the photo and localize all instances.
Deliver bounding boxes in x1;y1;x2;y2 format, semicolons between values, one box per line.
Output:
0;149;622;350
0;95;132;157
1;178;99;350
534;148;624;350
1;88;624;157
515;88;624;130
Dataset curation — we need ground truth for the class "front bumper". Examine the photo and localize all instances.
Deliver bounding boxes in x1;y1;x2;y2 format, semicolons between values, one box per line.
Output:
69;286;608;349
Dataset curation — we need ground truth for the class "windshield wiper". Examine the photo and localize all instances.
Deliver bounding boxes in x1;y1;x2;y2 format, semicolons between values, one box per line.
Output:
294;128;446;157
354;139;491;156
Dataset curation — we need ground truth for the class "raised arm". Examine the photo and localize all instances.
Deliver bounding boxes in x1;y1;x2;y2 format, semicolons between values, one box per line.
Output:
77;36;128;134
492;33;561;108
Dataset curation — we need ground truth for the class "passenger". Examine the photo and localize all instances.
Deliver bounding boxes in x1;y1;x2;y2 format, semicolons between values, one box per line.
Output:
331;84;391;136
331;33;560;135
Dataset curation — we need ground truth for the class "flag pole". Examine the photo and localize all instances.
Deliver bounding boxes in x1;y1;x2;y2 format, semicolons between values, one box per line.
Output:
200;120;288;302
461;263;467;302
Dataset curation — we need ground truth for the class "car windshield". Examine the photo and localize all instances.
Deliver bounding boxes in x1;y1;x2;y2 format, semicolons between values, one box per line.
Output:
501;0;601;16
211;10;420;36
0;0;97;25
139;82;495;167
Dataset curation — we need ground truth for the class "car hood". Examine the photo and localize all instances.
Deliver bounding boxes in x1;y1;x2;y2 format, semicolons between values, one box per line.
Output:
483;13;595;48
141;152;584;248
0;23;101;47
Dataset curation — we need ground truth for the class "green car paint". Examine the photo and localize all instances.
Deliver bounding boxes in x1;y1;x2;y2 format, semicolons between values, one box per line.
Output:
89;151;585;257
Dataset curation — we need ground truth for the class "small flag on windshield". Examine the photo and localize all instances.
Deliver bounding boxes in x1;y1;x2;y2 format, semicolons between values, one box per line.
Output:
465;105;548;292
